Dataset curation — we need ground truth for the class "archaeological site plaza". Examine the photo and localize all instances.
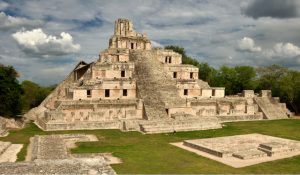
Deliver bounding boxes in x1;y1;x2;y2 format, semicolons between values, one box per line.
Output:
0;18;299;174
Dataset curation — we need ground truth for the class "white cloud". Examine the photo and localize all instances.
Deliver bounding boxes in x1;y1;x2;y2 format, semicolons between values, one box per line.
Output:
237;37;262;52
262;42;300;58
272;42;300;57
0;12;42;30
0;2;9;10
12;28;81;57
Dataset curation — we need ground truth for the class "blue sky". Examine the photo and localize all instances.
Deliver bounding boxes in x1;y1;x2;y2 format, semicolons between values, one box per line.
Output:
1;0;300;86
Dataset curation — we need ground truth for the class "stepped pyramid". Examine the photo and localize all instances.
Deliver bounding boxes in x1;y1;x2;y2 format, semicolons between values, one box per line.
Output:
25;18;292;133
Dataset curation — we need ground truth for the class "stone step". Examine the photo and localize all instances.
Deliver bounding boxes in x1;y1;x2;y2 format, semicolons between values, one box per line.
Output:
258;144;295;156
232;149;267;160
140;119;222;134
254;97;288;119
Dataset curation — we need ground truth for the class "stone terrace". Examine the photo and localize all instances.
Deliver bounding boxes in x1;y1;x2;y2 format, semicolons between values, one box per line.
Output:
172;134;300;168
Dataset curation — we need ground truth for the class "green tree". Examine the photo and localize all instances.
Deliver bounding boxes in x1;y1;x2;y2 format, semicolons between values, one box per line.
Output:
21;80;54;112
198;62;217;83
0;64;22;117
235;66;257;91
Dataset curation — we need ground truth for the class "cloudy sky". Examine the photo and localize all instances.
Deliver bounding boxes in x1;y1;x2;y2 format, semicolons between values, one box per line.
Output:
1;0;300;86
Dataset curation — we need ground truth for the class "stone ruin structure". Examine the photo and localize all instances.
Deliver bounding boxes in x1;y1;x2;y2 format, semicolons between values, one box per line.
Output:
172;134;300;168
0;116;23;137
0;134;116;174
25;18;292;134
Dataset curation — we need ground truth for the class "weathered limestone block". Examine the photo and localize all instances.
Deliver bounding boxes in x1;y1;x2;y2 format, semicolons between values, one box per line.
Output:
260;90;272;97
164;64;199;80
217;103;231;115
152;48;182;64
194;105;217;116
242;90;255;98
212;87;225;98
246;105;255;115
201;89;212;97
232;103;246;115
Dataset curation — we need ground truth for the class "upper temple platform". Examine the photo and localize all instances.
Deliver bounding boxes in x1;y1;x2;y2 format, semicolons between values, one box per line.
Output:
108;18;151;50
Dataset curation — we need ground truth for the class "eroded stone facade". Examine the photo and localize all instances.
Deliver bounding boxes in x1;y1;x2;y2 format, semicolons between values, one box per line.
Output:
26;18;292;133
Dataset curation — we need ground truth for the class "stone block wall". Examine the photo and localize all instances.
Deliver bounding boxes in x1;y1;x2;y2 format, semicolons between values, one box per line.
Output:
92;63;134;79
99;48;130;63
243;90;255;98
177;81;201;98
201;89;213;97
152;49;182;65
72;80;136;100
164;65;199;80
44;100;143;126
212;88;225;97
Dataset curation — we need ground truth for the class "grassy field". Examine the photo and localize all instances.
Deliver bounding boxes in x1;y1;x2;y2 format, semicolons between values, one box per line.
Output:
1;119;300;174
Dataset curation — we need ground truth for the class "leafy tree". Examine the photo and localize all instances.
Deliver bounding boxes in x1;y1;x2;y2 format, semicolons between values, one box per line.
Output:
198;62;217;83
21;80;54;112
235;66;257;91
0;64;22;117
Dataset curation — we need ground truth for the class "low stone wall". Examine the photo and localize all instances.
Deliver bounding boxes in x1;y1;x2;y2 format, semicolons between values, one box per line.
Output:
217;113;263;122
37;119;121;131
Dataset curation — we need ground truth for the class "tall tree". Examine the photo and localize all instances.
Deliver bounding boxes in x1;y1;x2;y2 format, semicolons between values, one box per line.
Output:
0;64;22;117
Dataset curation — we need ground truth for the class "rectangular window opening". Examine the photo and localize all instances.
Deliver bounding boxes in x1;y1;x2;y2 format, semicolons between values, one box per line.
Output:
184;89;188;96
131;43;134;49
87;90;91;98
165;56;168;63
212;89;216;96
121;70;125;77
190;72;193;79
105;89;110;97
169;56;172;63
173;72;177;78
123;89;128;96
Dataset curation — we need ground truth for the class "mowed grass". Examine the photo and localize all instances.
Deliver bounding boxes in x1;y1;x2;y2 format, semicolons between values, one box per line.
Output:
1;119;300;174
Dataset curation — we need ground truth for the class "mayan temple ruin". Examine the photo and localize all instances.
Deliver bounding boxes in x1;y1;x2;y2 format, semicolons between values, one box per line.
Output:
25;18;292;134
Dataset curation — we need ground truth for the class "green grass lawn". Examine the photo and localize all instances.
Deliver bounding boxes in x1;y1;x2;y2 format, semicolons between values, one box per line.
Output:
1;119;300;174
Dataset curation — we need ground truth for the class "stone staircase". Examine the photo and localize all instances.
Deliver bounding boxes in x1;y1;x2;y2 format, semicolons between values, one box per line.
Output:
131;50;186;120
254;97;288;119
129;50;222;134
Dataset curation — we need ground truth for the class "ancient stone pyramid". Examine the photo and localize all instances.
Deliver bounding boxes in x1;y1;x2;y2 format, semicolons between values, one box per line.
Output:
25;18;291;134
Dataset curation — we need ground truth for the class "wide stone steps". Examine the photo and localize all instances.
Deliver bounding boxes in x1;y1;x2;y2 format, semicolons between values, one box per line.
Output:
139;118;222;134
254;97;288;119
133;50;186;120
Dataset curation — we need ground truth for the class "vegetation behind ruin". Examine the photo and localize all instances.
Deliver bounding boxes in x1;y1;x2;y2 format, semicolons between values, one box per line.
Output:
0;64;55;118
